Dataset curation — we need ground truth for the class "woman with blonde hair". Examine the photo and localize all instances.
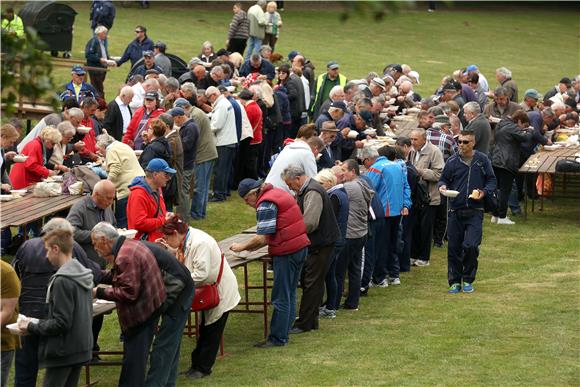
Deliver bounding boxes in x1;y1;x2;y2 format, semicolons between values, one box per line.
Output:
197;41;216;68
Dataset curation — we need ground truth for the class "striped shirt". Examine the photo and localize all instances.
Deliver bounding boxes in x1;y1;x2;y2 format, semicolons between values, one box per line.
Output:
426;128;458;161
256;201;278;235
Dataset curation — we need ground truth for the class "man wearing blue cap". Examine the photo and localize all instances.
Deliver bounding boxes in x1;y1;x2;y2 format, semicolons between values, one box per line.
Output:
311;61;347;121
127;158;175;242
59;65;98;103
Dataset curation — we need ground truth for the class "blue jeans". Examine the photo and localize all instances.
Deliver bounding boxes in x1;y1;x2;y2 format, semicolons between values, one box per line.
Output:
335;236;367;309
245;36;262;60
14;334;40;387
115;197;129;229
145;290;195;387
508;179;521;214
361;218;386;289
324;243;343;310
191;160;214;219
268;248;307;345
213;146;236;201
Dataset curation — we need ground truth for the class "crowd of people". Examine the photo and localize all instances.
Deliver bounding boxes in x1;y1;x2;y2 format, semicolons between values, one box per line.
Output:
1;1;580;386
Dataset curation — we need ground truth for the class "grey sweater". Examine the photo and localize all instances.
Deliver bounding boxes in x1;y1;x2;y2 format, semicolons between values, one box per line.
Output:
343;177;374;239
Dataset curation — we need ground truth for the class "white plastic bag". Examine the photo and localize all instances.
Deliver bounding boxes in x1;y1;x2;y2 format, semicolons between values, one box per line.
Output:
32;182;62;197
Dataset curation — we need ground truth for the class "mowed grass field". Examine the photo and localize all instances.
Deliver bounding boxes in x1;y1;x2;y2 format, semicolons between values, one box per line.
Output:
2;1;580;386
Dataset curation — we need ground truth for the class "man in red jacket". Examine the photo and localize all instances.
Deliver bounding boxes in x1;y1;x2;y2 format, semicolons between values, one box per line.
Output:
231;178;310;348
127;158;175;242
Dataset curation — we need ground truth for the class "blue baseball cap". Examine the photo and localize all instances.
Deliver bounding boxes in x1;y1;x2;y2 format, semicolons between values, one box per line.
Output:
238;178;263;198
71;65;86;75
173;98;191;108
466;64;478;72
145;158;176;174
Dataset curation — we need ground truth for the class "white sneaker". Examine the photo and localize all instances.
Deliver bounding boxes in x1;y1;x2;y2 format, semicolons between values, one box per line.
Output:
490;216;498;224
370;279;389;288
497;217;515;225
410;258;418;265
414;260;430;267
388;277;401;285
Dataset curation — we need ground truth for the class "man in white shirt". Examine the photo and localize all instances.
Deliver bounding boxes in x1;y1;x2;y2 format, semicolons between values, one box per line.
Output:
103;86;133;141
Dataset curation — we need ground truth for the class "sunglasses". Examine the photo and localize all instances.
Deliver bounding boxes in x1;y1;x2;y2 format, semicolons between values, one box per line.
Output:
135;30;143;33
457;140;472;144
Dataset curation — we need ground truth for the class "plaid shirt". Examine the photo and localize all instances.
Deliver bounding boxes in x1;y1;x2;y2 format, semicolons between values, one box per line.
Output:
98;238;166;332
426;128;458;161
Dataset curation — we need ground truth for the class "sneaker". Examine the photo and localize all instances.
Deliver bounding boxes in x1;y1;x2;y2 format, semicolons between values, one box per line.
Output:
414;260;430;267
370;279;389;288
490;216;498;224
319;308;336;319
388;277;401;285
462;282;474;293
448;283;461;294
359;287;369;296
340;304;359;311
433;241;444;248
497;217;515;225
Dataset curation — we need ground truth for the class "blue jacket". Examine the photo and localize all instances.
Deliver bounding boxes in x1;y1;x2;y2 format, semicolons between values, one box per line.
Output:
117;36;154;68
131;63;164;78
275;87;291;123
85;36;108;68
180;119;199;171
59;81;97;102
90;0;116;29
226;96;242;142
239;59;276;81
366;156;411;217
438;151;497;211
328;184;349;246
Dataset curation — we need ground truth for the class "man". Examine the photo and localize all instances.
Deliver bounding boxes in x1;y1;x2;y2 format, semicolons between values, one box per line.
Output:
85;25;114;98
438;130;497;294
282;165;340;334
131;50;164;79
12;218;100;387
103;85;133;141
483;86;522;125
127;158;176;242
198;65;224;91
495;67;518;102
59;65;98;103
520;89;543;112
116;25;154;69
316;85;346;128
465;64;489;93
91;222;166;387
169;107;200;220
265;135;322;192
239;53;276;82
466;72;488;110
334;159;373;310
284;64;306;138
364;77;387;99
1;260;20;387
311;61;347;120
1;7;24;38
463;101;492;155
245;0;267;60
153;41;172;77
231;178;309;347
316;100;347;132
440;81;466;109
226;2;250;55
427;115;458;162
90;0;115;29
205;86;237;202
178;59;205;86
317;121;339;169
409;128;444;267
78;97;101;163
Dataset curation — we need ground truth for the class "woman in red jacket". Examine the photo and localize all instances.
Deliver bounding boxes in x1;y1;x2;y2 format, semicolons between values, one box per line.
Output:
122;91;164;150
9;126;61;189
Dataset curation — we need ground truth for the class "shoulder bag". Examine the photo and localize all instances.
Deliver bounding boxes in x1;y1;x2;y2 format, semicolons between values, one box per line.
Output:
191;253;224;312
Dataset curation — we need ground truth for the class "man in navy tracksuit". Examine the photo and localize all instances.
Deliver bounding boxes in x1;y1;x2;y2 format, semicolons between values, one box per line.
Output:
438;130;496;294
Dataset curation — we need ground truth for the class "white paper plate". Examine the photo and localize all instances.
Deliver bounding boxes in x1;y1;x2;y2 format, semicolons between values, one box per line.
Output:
0;194;14;201
6;323;27;336
118;229;137;239
13;155;28;163
442;190;459;198
543;145;562;151
77;126;91;134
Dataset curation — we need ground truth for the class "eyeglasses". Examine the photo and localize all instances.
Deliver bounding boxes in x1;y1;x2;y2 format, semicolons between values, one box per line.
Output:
135;30;143;33
457;140;472;144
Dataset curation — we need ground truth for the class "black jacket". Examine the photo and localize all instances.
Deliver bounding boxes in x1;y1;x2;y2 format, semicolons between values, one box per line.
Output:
180;119;200;171
103;99;131;141
489;119;532;174
296;178;340;248
286;74;306;118
140;136;172;169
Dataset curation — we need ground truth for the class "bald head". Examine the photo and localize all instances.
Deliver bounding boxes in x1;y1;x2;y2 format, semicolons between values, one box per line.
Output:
92;180;116;209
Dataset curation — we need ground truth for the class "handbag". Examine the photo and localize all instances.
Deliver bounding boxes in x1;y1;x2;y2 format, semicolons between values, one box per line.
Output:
191;253;224;312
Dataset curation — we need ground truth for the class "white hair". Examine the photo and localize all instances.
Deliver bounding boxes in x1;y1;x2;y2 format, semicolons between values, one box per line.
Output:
67;107;84;120
42;218;74;234
329;85;344;99
463;101;481;115
91;221;119;240
94;25;108;35
496;67;512;79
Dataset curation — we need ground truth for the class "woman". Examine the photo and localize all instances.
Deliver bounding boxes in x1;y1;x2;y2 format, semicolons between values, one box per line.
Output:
159;216;240;380
197;41;216;69
264;2;282;51
489;110;532;225
122;91;164;150
9;126;60;189
314;168;349;319
48;121;79;172
1;123;20;193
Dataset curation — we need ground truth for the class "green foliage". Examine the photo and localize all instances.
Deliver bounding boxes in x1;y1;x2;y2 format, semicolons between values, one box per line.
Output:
1;28;59;118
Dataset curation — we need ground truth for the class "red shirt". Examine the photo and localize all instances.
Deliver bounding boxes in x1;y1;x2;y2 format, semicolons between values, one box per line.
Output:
244;100;263;145
9;137;50;189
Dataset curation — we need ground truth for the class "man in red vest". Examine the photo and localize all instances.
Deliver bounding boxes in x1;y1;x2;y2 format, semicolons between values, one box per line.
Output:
231;178;310;348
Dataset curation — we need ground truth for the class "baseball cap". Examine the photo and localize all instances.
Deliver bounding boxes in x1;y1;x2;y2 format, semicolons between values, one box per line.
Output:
408;70;420;84
466;64;478;72
442;82;458;92
153;41;166;50
146;158;176;174
288;50;300;61
238;178;263;198
524;89;543;100
169;107;186;117
173;98;191;108
327;61;340;70
144;91;159;100
434;115;450;125
330;101;347;112
143;50;154;58
357;110;373;125
189;57;203;66
71;65;86;75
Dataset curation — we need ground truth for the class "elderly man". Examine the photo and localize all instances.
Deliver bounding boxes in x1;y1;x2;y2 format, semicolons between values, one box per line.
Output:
85;25;115;98
483;86;522;125
311;61;347;120
59;65;98;103
463;101;492;155
520;89;543;112
116;25;154;69
103;86;133;141
231;178;309;347
409;128;444;267
427;115;458;162
495;67;518;102
282;165;340;334
127;158;175;242
205;86;237;202
317;121;340;170
317;85;347;123
178;59;206;86
316;100;347;133
246;0;267;59
91;222;166;387
153;41;171;77
438;130;497;294
239;53;276;82
12;219;100;387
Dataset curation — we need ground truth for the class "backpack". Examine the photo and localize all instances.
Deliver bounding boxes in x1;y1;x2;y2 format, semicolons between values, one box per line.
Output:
412;179;430;210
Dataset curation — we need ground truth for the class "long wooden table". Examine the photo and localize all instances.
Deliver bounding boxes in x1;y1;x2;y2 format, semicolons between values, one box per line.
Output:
0;191;85;231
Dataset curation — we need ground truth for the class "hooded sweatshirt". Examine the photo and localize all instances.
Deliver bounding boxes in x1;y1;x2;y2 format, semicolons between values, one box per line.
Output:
28;259;94;368
343;177;374;239
265;140;317;193
127;176;167;242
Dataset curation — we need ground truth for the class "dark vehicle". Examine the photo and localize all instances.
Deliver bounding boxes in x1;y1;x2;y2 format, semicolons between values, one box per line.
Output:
127;53;188;81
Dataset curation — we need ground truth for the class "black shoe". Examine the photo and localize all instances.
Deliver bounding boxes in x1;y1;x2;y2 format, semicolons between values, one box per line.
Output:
208;196;225;203
90;355;101;364
181;368;207;379
433;241;444;248
254;340;281;348
340;304;359;311
289;327;307;334
360;287;369;297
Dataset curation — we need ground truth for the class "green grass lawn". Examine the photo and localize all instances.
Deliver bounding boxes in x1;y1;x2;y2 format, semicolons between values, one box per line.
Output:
3;2;580;386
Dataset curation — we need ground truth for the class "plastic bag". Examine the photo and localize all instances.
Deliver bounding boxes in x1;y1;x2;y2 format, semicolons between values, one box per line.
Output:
32;182;62;197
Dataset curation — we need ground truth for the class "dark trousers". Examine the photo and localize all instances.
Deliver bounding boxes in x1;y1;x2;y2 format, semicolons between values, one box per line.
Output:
119;316;158;387
294;244;334;331
447;210;483;285
1;350;14;387
324;243;343;310
263;33;278;51
400;211;416;272
361;218;386;289
227;38;247;56
191;312;229;375
88;70;106;98
433;195;447;244
235;139;259;182
15;334;40;387
115;196;129;229
259;130;276;178
493;166;516;218
42;364;83;387
411;205;437;261
371;216;402;282
335;236;367;309
93;315;104;352
213;145;236;200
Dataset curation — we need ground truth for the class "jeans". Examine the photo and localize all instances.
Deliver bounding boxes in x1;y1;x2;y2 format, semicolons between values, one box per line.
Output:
15;334;40;387
119;316;159;387
115;196;129;229
268;248;307;345
191;160;214;219
324;243;343;310
145;291;194;387
213;146;236;201
508;179;522;214
176;168;194;221
447;210;483;285
1;350;14;387
335;236;367;309
245;36;262;60
361;218;386;289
